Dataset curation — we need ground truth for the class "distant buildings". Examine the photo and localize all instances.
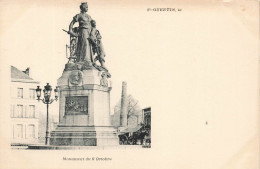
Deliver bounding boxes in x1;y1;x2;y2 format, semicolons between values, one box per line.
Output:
10;66;40;145
118;107;151;146
142;107;151;146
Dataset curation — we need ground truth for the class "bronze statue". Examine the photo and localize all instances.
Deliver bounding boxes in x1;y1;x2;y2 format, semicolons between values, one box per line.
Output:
64;2;108;71
68;2;94;65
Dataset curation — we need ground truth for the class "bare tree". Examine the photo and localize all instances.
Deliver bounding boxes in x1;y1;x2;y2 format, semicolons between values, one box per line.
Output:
112;95;142;128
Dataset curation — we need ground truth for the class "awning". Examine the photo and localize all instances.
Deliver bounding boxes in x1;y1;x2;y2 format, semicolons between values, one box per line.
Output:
118;125;142;135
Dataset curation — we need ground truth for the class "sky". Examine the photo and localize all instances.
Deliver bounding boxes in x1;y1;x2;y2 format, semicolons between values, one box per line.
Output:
0;0;259;169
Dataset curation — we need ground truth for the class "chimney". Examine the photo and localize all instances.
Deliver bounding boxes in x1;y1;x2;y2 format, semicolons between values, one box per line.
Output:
120;81;128;127
23;67;30;76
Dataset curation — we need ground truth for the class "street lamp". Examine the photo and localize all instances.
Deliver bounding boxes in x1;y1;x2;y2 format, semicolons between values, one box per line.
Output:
36;83;59;145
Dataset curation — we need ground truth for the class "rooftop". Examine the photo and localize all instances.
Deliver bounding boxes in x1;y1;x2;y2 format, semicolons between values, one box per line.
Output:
11;66;33;80
11;66;39;84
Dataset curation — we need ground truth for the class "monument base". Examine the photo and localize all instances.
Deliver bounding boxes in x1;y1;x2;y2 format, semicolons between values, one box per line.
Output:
28;145;143;150
50;125;119;146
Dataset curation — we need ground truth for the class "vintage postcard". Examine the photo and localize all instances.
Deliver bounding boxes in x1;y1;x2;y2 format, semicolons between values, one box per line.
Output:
0;0;259;169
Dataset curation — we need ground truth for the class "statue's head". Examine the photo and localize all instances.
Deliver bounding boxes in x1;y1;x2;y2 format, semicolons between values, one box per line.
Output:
80;2;88;12
90;20;96;27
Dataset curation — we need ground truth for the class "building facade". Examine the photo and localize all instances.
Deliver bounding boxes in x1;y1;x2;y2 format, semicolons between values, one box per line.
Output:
142;107;151;128
10;66;40;145
142;107;151;146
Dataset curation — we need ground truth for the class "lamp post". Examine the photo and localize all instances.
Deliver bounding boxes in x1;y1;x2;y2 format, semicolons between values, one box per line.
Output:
36;83;59;145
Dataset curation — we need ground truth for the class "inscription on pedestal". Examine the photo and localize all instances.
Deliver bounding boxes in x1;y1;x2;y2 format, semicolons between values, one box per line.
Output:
65;96;88;115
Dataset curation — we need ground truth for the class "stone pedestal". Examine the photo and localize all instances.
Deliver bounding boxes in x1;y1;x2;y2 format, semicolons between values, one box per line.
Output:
50;64;119;146
50;126;119;146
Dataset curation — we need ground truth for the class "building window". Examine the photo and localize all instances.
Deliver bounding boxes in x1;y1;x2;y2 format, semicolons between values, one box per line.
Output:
16;105;23;118
10;104;15;117
15;124;23;138
17;88;23;98
27;124;35;138
145;116;150;126
29;89;35;99
28;105;35;118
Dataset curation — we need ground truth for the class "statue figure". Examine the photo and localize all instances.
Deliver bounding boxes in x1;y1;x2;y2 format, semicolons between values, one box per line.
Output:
68;2;94;65
89;20;106;69
64;2;108;71
100;72;108;87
